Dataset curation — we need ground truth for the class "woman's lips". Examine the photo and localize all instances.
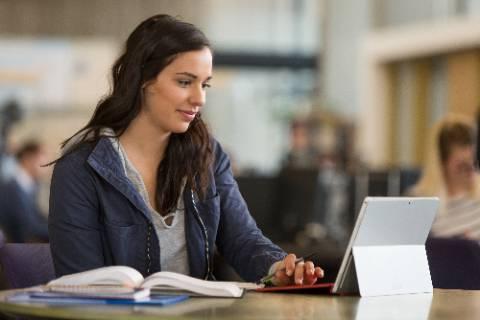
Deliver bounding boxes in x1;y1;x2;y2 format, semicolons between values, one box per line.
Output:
178;110;197;121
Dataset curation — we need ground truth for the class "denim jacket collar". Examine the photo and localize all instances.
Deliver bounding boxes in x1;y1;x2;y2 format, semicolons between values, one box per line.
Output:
86;137;153;222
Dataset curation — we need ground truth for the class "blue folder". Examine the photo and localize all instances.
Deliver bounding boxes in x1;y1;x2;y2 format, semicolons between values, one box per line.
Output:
8;292;189;306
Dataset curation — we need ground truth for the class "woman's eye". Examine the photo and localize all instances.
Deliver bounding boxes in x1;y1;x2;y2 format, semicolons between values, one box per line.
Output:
202;83;211;89
177;80;191;87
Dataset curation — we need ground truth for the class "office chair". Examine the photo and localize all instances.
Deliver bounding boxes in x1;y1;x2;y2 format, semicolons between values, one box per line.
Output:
426;237;480;290
0;243;55;289
275;168;323;242
0;230;5;247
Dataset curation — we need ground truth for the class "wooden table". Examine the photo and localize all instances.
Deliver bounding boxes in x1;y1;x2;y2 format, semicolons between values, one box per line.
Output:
0;289;479;319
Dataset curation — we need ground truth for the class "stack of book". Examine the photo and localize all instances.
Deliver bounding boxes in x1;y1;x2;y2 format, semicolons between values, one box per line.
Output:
8;266;261;306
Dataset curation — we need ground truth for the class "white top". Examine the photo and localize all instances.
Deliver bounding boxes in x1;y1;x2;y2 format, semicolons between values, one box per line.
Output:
107;132;190;275
431;196;480;240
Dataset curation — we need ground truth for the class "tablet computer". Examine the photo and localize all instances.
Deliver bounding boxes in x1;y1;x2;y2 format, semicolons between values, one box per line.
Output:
332;197;439;296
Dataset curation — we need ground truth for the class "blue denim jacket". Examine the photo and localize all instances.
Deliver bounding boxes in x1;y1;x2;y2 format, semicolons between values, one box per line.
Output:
48;137;286;282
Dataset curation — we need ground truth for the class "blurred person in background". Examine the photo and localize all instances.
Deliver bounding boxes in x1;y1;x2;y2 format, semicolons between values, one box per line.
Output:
0;99;23;182
280;114;350;247
410;114;480;240
0;140;49;242
0;134;18;183
282;118;318;169
48;14;324;286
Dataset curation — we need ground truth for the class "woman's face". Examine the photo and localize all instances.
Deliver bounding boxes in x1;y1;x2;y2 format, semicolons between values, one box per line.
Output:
141;47;212;134
444;144;476;187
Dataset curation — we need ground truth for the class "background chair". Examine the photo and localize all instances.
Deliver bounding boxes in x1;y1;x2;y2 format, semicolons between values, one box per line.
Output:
0;243;55;289
426;237;480;290
0;230;5;248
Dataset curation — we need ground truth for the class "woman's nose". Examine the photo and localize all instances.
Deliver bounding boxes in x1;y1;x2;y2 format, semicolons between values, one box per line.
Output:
189;86;206;107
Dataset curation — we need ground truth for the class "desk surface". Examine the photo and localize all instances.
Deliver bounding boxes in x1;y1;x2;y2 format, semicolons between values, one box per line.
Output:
0;289;479;320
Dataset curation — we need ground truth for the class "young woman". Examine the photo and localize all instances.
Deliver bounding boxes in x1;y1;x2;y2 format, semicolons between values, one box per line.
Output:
410;114;480;240
49;14;324;285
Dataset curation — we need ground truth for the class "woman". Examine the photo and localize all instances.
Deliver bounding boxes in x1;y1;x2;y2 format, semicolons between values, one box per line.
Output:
410;114;480;240
49;14;323;285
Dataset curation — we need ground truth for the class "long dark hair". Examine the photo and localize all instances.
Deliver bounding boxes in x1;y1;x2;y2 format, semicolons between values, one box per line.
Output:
57;14;213;215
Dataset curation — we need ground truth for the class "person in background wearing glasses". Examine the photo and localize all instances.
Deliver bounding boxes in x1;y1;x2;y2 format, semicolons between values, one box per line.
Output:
409;114;480;240
48;14;324;286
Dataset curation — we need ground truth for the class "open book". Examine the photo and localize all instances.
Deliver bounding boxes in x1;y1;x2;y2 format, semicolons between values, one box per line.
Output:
47;266;252;298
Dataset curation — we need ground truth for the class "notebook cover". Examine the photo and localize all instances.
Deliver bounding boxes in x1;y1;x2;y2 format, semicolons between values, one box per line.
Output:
256;282;334;294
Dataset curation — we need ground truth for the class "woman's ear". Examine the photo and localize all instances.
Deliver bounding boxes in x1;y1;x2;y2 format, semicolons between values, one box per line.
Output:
141;79;154;91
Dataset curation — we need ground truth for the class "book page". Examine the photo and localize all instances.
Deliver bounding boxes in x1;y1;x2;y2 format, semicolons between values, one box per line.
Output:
40;286;151;300
47;266;145;288
142;272;243;297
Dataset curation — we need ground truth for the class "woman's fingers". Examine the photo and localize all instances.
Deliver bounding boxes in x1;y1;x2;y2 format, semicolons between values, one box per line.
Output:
303;261;324;285
304;261;315;276
295;261;325;285
294;261;305;284
268;253;326;286
315;266;325;278
272;269;291;286
284;253;297;276
302;261;316;285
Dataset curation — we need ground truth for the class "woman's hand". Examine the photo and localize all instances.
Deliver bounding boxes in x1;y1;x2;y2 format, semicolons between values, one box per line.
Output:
268;253;324;286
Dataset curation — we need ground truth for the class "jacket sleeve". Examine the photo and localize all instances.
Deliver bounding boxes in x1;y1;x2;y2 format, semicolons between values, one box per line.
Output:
48;154;105;277
213;141;287;282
